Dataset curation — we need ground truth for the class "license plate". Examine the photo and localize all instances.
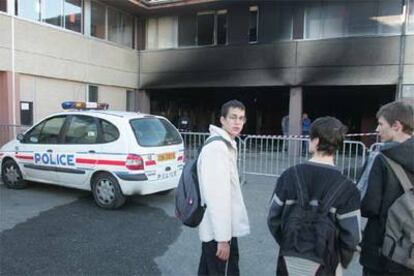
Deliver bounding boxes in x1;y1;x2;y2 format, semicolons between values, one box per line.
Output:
157;171;177;179
158;152;175;162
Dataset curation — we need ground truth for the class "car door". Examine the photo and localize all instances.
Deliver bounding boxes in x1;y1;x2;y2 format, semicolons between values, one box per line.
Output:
55;115;102;188
17;115;67;184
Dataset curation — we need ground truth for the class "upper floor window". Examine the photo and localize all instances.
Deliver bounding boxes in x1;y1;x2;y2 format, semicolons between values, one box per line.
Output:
16;0;82;33
409;0;414;33
16;0;41;21
108;7;134;48
147;16;178;49
90;1;135;48
249;6;259;43
64;0;82;33
0;0;7;12
304;0;403;39
91;1;105;39
196;10;227;46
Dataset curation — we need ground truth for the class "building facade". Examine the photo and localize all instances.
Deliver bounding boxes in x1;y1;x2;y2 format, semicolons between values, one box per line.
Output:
1;0;413;136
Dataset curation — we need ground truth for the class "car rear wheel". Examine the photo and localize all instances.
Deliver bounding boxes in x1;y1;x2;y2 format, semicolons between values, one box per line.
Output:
92;173;126;209
1;159;27;189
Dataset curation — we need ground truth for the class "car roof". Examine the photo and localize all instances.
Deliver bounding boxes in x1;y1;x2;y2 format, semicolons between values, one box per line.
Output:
50;110;161;120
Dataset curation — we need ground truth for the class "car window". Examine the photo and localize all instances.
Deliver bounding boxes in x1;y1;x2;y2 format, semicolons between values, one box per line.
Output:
64;115;98;144
24;116;66;144
100;119;119;143
130;118;182;147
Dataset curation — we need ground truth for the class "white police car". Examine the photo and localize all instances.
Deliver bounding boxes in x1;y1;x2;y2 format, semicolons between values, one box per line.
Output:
0;102;184;209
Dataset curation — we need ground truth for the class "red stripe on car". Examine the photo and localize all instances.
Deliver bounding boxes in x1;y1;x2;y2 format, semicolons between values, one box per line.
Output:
76;158;125;166
15;154;33;160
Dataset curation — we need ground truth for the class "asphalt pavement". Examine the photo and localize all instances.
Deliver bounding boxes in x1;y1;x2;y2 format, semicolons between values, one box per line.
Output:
0;176;363;275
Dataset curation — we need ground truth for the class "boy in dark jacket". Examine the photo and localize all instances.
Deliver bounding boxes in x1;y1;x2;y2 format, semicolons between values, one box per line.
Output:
268;117;361;276
360;101;414;276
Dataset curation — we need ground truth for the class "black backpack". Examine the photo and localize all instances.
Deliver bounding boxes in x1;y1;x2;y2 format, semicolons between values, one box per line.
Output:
175;136;226;228
280;166;347;271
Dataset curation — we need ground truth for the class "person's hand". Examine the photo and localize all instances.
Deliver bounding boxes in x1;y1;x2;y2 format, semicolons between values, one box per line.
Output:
216;241;230;261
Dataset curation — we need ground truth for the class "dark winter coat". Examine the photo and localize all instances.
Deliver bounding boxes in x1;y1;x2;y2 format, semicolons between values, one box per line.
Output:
268;162;361;275
360;137;414;275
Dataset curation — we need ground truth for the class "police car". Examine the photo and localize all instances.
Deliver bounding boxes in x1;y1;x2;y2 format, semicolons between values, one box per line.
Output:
0;102;185;209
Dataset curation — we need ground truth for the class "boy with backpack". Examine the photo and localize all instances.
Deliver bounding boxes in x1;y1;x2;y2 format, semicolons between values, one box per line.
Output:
195;100;250;276
359;101;414;276
267;116;361;276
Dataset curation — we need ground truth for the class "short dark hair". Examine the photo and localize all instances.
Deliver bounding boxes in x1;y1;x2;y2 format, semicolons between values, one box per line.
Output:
376;101;414;135
310;116;348;156
220;100;246;117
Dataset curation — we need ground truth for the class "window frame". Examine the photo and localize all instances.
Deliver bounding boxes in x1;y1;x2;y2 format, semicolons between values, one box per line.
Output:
22;115;68;144
248;5;259;43
196;9;228;46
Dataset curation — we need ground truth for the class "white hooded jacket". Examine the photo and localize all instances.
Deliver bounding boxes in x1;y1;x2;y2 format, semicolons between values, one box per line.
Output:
197;125;250;242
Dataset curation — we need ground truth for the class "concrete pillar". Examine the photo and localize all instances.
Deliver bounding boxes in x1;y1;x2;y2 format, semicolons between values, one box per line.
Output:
137;90;150;114
288;87;303;136
288;87;303;156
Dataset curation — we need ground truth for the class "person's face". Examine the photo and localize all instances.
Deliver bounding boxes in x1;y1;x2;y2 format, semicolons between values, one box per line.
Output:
376;116;397;142
220;107;246;139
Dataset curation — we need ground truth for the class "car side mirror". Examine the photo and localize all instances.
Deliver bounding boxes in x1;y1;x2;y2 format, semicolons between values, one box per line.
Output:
17;134;24;141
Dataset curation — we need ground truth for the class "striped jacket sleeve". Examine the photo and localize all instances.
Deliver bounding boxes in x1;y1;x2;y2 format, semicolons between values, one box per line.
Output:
335;185;362;268
267;172;288;245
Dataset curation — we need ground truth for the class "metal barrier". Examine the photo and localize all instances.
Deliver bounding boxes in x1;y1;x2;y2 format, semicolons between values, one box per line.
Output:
180;132;368;183
0;125;30;147
242;135;366;182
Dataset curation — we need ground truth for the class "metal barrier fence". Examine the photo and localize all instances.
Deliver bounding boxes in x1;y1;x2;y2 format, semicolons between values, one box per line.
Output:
181;132;370;183
0;125;30;147
242;135;366;182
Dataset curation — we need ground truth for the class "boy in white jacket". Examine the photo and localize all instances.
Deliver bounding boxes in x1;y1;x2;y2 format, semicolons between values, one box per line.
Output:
197;100;250;276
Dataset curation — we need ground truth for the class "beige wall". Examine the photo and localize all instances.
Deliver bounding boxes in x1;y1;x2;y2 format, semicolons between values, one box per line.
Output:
0;13;139;89
19;75;127;123
98;86;126;111
20;75;86;122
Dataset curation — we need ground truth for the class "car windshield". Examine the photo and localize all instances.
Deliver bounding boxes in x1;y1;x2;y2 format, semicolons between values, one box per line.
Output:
130;118;182;147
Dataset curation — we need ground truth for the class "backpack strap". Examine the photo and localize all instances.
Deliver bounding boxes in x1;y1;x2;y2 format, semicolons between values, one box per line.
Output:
382;155;413;193
293;166;309;208
319;178;349;215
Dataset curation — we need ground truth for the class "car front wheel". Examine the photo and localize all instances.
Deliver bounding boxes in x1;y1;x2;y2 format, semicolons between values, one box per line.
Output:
1;159;27;189
92;173;126;209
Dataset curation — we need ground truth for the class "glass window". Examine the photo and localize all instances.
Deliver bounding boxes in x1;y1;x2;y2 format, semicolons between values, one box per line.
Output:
146;18;158;49
64;0;82;33
408;0;414;33
0;0;7;12
197;12;214;45
108;8;133;47
42;0;62;27
377;1;403;34
217;10;227;45
249;6;258;43
130;118;182;147
158;16;177;49
88;85;98;102
91;1;105;39
321;2;347;38
348;1;377;36
24;116;66;144
100;119;119;143
16;0;41;21
305;2;322;39
64;116;98;144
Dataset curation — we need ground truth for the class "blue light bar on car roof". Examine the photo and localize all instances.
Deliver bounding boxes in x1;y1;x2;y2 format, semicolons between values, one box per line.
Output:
61;101;109;110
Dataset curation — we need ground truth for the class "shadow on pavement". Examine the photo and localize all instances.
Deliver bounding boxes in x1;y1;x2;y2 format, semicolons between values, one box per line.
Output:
0;196;182;275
